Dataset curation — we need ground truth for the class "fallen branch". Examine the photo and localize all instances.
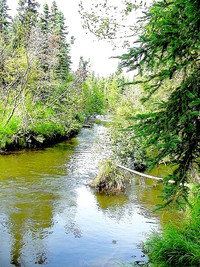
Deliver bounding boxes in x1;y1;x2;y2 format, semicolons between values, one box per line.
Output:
116;164;175;184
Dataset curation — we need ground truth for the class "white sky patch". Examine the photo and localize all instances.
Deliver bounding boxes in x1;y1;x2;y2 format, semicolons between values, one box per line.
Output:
7;0;128;77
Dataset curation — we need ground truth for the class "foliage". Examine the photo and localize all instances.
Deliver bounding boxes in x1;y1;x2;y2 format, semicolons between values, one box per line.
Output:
50;0;71;79
0;0;11;39
81;68;131;117
145;186;200;267
83;74;106;116
111;125;147;171
105;74;122;112
16;0;39;45
80;0;200;206
118;0;200;206
78;0;145;48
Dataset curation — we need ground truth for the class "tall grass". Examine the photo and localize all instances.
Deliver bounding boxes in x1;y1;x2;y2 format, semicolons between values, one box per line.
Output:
89;159;131;193
145;185;200;267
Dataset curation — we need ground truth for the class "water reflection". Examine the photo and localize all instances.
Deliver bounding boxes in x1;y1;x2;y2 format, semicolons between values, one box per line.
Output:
0;139;79;266
131;175;181;226
75;186;153;266
95;193;129;210
0;138;78;180
0;121;177;267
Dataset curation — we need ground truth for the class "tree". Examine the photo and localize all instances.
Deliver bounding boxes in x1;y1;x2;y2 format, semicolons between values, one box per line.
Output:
79;0;200;206
78;0;145;48
40;3;49;33
16;0;39;45
0;0;85;151
39;3;51;74
0;0;11;38
50;1;71;80
39;1;71;81
119;0;200;206
0;0;11;93
50;0;58;30
18;0;39;27
55;11;71;79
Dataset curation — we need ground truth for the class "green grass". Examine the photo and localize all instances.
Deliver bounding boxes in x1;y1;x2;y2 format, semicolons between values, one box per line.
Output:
0;116;21;149
145;185;200;267
0;105;82;150
89;159;131;193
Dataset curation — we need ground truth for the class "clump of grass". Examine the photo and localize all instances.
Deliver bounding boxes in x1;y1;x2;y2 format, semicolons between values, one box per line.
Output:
0;116;21;149
145;185;200;267
89;159;130;193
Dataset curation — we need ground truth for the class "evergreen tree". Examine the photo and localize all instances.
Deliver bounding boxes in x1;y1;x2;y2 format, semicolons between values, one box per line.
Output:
40;3;49;33
0;0;11;90
0;0;11;38
50;1;71;80
39;3;50;73
120;0;200;206
18;0;39;26
56;11;71;79
16;0;39;44
50;0;58;31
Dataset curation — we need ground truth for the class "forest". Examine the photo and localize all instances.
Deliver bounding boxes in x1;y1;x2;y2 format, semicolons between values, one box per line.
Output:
0;0;200;266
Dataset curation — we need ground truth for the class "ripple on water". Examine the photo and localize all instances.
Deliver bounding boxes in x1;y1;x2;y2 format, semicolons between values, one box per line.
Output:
0;119;170;267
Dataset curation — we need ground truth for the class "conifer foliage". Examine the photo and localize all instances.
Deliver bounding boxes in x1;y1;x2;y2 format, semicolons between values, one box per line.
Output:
0;0;10;37
50;0;71;79
121;0;200;206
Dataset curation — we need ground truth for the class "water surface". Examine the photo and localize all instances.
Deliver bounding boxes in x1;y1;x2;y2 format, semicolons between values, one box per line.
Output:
0;120;174;267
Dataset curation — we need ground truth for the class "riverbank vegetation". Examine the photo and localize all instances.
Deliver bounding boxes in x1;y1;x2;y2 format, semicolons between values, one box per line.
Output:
80;0;200;266
80;0;200;204
0;0;86;150
0;0;132;152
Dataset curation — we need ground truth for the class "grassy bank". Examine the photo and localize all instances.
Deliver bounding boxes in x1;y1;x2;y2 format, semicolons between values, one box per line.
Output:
0;90;84;151
145;185;200;267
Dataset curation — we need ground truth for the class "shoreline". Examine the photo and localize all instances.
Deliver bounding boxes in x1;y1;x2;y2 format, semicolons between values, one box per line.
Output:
0;127;81;154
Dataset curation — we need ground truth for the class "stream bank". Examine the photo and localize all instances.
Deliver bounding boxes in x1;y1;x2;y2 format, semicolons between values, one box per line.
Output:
0;119;82;153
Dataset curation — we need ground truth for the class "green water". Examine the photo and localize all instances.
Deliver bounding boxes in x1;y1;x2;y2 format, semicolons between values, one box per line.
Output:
0;118;178;267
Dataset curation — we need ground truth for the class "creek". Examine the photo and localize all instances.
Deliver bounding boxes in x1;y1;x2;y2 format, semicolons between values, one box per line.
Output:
0;116;177;267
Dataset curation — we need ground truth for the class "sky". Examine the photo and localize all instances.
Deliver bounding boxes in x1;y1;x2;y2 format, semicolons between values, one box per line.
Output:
7;0;127;77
